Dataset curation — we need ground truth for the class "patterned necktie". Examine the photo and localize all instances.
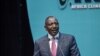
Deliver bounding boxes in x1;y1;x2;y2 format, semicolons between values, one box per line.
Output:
51;38;57;56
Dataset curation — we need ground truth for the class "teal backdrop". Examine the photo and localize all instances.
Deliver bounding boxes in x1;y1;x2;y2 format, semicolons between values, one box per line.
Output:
26;0;100;56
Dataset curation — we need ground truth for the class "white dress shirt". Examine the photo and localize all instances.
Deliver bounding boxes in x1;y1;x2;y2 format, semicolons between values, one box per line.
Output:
48;33;59;51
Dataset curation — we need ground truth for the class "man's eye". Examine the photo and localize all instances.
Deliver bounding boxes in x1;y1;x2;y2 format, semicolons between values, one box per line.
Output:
49;23;53;25
48;24;52;26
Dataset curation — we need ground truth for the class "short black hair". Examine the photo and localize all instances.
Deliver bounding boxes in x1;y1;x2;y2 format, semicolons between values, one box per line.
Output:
45;16;58;25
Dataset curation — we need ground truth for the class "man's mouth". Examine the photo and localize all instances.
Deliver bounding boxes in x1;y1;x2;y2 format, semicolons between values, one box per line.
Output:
52;30;56;32
52;30;58;33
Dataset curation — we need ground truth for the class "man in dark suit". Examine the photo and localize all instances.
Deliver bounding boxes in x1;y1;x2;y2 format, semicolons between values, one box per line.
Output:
34;16;80;56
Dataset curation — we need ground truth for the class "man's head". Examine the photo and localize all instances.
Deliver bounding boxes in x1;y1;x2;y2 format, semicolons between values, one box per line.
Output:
44;16;59;37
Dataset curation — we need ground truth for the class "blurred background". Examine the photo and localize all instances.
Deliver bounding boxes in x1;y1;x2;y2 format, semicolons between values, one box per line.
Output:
1;0;100;56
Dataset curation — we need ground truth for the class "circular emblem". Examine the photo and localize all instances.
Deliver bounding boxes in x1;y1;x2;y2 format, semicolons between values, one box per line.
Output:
58;0;68;9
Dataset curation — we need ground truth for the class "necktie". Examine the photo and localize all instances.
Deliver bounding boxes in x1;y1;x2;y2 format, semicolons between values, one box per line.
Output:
51;38;57;56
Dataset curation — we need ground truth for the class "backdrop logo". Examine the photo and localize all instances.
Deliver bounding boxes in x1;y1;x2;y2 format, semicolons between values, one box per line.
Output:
58;0;100;9
58;0;68;9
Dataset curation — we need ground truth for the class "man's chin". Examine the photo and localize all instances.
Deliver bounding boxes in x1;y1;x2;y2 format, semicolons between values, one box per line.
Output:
51;32;57;36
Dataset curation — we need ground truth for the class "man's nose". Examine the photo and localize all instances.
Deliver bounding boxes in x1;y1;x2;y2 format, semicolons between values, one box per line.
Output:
52;24;56;27
52;24;58;29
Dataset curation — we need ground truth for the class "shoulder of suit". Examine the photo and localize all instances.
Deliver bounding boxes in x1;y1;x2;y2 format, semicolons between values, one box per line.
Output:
35;34;48;43
60;33;74;37
60;33;75;40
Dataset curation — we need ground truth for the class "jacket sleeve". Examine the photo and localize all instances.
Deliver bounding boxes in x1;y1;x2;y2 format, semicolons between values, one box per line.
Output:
70;36;81;56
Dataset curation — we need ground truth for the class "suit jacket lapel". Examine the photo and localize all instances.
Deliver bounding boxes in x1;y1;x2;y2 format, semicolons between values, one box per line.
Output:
44;35;52;56
56;33;63;56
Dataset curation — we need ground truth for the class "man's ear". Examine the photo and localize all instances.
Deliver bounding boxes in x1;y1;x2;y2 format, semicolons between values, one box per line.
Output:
44;25;47;31
44;25;46;28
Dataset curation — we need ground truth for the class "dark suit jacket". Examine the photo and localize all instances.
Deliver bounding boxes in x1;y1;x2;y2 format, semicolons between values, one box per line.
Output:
34;33;80;56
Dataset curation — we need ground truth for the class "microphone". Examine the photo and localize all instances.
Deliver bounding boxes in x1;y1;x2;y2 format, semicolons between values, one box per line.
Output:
33;49;40;56
33;49;49;56
33;40;40;56
58;45;65;56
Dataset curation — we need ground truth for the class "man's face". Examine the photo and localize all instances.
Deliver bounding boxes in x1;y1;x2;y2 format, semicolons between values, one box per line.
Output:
45;17;59;36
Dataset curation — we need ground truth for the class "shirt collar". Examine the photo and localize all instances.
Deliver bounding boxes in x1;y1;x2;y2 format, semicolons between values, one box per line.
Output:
48;32;59;40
